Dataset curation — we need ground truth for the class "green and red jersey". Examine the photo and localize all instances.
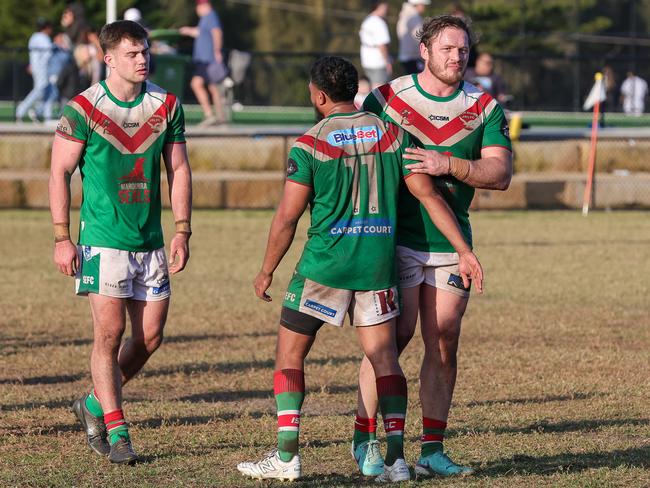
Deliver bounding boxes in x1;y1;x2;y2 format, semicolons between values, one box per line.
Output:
287;111;413;290
363;74;512;253
55;80;186;251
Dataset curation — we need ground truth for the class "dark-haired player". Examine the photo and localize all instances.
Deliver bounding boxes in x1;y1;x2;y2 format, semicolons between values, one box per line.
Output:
236;56;482;482
49;20;192;464
354;14;512;477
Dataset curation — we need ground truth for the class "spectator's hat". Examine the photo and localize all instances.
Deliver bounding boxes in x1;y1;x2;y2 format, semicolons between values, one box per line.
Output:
36;17;52;30
408;0;431;4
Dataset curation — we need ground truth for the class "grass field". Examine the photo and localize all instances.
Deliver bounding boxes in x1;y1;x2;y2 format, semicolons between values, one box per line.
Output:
1;209;649;487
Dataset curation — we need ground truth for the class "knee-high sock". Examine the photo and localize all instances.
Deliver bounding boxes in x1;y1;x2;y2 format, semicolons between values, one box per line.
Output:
274;369;305;462
377;375;407;466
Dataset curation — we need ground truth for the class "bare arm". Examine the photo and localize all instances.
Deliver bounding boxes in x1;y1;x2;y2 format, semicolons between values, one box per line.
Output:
254;181;311;302
163;142;192;274
404;174;483;292
49;136;84;276
211;27;223;63
404;146;513;190
178;26;199;38
379;44;392;75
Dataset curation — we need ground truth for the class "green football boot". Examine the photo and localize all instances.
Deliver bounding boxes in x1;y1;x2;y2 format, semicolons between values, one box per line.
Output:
414;451;474;477
351;440;385;476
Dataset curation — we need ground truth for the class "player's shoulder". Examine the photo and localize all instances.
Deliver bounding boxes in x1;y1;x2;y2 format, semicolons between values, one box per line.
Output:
144;81;180;106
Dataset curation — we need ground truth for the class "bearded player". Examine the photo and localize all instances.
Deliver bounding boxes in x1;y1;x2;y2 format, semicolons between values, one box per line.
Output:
236;56;483;482
49;20;192;464
352;14;513;477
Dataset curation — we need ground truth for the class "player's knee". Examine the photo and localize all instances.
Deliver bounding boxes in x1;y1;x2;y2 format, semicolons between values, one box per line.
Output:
93;325;125;352
144;330;164;353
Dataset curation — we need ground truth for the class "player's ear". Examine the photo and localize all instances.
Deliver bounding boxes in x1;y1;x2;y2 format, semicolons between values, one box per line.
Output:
419;42;429;62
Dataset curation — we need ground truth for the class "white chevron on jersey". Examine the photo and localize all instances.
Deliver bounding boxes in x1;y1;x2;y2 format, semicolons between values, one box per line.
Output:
66;81;178;155
371;75;498;148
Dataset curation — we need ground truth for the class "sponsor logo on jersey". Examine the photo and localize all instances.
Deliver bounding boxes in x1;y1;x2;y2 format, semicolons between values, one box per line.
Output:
447;273;470;291
147;115;164;133
501;119;510;138
459;111;480;130
326;126;382;146
83;245;92;261
118;158;150;204
286;158;298;176
56;116;72;135
399;109;413;126
101;118;113;135
330;218;394;237
122;121;140;129
304;299;337;318
152;281;170;295
375;288;398;315
428;114;450;122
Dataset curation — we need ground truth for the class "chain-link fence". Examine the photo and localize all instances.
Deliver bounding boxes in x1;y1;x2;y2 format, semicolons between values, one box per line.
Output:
1;124;649;210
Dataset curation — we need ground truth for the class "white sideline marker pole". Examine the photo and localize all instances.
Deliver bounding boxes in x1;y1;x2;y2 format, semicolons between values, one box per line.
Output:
582;72;604;216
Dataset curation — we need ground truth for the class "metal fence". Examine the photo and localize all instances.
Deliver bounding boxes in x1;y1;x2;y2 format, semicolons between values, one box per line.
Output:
3;47;650;111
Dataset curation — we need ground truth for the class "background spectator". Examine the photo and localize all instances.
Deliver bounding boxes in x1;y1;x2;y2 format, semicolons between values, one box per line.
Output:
42;33;73;121
620;71;648;116
359;1;392;88
16;18;53;122
464;52;509;104
397;0;430;75
180;0;227;126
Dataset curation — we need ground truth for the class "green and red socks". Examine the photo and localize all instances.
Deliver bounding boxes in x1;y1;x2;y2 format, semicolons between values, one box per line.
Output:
274;369;305;462
104;409;130;445
377;375;407;466
353;414;378;446
421;418;447;457
85;389;103;417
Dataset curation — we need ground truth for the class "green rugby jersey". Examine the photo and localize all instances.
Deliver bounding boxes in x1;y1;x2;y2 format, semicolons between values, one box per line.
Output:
55;80;186;251
287;111;412;290
363;74;512;253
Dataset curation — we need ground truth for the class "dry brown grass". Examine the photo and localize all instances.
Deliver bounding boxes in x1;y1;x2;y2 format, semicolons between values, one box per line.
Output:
1;209;648;487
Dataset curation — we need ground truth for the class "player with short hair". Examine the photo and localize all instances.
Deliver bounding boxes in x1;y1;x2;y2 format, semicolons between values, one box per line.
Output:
236;56;483;482
354;14;513;478
49;20;192;464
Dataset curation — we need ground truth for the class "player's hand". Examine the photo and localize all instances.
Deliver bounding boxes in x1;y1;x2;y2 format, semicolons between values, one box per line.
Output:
168;233;190;274
404;148;450;176
253;270;273;302
458;251;484;294
54;239;79;277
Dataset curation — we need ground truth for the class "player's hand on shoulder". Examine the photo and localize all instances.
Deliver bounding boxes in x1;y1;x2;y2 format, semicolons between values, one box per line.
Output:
458;250;484;294
53;239;78;277
169;233;190;274
404;147;449;176
253;270;273;302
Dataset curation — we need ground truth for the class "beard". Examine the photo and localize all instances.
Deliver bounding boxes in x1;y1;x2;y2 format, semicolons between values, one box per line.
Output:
426;56;465;85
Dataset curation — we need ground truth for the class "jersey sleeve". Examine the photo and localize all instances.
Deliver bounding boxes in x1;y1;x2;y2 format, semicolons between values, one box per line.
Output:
55;100;88;144
395;125;414;178
482;103;512;151
165;100;186;144
285;145;313;187
362;89;388;120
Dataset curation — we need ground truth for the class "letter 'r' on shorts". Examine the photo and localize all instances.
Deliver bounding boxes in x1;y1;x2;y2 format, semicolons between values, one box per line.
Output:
397;245;471;298
75;246;171;301
282;272;400;327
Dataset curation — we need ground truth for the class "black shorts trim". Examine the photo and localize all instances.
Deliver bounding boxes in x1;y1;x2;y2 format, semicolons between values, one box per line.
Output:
280;306;325;337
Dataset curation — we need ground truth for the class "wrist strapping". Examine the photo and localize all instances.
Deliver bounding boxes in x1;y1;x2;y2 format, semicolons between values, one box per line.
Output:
175;219;192;236
449;157;471;181
53;222;70;243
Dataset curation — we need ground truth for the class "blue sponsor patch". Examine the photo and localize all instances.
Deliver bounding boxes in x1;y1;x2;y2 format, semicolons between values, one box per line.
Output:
83;246;92;261
329;217;394;237
447;274;469;291
304;299;337;318
326;126;382;146
152;281;170;295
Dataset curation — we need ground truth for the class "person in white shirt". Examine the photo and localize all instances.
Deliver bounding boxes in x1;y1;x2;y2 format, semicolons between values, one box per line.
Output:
359;1;392;88
397;0;430;74
16;18;53;122
620;71;648;116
